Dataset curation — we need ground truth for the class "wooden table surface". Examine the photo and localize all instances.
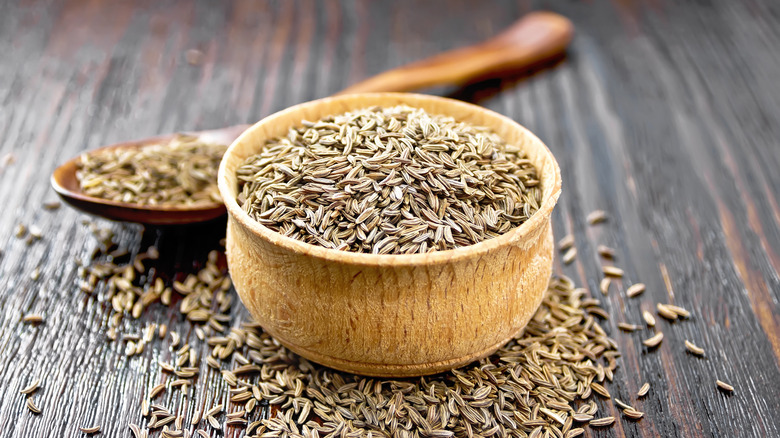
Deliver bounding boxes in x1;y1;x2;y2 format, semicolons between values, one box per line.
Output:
1;1;779;437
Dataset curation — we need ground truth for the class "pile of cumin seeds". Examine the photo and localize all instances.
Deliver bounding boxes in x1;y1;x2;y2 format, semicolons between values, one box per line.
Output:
76;135;227;206
236;105;542;254
78;228;621;438
204;276;620;438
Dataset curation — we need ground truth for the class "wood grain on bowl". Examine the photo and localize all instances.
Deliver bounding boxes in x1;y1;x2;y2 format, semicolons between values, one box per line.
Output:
218;93;562;376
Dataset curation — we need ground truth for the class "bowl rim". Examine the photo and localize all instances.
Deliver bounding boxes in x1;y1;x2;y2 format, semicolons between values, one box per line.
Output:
218;92;561;267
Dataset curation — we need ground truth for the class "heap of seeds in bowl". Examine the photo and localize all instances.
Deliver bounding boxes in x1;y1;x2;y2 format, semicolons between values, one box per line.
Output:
76;135;226;206
236;106;541;254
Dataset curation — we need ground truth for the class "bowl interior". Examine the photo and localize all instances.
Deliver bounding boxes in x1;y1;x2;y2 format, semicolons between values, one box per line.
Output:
218;92;561;265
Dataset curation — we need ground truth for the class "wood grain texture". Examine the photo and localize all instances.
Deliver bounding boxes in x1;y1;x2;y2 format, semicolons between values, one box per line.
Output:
0;0;779;437
219;93;561;376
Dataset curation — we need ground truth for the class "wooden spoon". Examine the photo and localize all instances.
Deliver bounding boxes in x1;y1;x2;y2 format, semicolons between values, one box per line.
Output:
51;11;573;225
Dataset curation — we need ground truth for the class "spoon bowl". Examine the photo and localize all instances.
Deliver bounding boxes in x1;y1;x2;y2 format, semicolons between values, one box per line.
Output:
51;125;248;225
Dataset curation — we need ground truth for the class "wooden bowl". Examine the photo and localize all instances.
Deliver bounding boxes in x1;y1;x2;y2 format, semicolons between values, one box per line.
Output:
218;93;562;377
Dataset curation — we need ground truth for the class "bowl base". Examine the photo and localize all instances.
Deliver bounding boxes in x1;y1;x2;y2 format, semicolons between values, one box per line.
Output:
269;326;525;377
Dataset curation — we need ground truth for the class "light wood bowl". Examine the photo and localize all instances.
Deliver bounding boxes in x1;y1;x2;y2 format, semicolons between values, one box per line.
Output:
218;93;562;377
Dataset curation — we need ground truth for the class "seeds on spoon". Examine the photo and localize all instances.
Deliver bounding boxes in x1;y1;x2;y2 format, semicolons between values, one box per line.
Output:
76;136;226;207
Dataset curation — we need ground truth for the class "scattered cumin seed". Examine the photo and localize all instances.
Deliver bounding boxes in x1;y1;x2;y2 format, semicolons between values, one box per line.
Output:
149;383;165;399
206;404;223;417
587;210;608;224
2;153;15;166
43;201;61;210
572;413;593;422
247;420;262;435
185;49;205;65
614;398;634;410
191;407;203;425
206;356;220;369
128;424;141;438
623;408;645;420
558;234;575;251
226;418;247;427
197;431;209;438
637;382;650;397
626;283;645;298
14;223;26;238
586;306;610;320
565;428;585;438
22;314;44;324
666;304;691;318
26;397;41;414
589;416;615;427
716;379;734;393
656;303;678;321
20;379;41;395
28;226;42;240
246;398;257;412
207;415;220;429
597;244;615;259
685;340;705;356
618;322;639;332
602;265;624;277
562;247;577;264
170;331;180;348
79;425;101;434
590;382;611;398
540;407;565;425
599;277;611;296
153;415;175;428
643;310;656;327
643;331;664;348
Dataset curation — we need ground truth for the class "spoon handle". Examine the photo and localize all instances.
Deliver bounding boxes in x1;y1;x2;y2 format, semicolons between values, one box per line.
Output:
336;11;573;95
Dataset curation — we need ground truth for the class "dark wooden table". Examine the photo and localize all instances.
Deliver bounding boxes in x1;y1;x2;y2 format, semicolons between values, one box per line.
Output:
1;1;779;437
